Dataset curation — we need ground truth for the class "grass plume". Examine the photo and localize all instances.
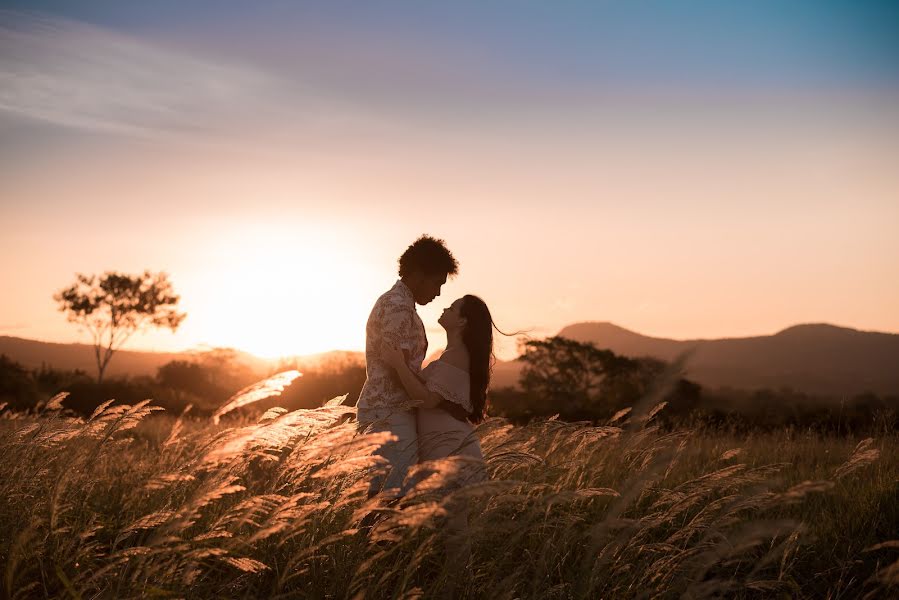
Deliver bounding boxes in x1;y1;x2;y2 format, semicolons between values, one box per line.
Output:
0;379;896;598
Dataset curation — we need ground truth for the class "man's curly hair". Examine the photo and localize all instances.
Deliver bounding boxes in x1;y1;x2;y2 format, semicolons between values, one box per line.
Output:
398;235;459;279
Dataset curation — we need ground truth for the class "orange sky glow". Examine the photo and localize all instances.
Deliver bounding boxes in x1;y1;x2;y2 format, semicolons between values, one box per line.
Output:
1;6;898;361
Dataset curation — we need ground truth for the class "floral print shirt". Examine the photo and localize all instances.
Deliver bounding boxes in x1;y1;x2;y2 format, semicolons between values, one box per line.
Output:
357;280;428;411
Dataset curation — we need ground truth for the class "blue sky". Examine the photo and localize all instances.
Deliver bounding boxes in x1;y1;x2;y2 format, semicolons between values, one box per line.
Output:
4;1;898;90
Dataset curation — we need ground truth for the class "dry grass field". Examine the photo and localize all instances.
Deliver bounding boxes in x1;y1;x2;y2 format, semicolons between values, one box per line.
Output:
1;390;897;599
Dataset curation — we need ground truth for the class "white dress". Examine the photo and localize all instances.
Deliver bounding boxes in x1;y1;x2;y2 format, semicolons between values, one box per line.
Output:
416;360;486;577
417;360;484;464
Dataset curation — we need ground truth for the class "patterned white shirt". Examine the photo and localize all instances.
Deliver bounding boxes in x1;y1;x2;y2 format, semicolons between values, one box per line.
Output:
357;280;428;411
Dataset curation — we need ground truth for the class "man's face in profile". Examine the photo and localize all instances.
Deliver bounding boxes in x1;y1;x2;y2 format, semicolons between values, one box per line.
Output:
412;272;447;305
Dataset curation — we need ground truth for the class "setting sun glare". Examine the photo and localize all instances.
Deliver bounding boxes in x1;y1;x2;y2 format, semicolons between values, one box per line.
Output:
177;226;372;359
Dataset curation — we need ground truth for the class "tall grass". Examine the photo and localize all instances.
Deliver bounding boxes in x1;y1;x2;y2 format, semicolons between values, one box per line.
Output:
0;388;896;598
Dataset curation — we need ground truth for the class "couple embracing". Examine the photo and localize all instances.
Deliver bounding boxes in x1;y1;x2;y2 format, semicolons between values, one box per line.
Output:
356;235;495;499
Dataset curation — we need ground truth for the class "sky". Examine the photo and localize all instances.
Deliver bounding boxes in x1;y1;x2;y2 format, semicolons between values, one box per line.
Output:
1;1;898;360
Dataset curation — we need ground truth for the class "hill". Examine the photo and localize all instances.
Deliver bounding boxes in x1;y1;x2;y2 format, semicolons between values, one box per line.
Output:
0;336;271;378
492;323;899;396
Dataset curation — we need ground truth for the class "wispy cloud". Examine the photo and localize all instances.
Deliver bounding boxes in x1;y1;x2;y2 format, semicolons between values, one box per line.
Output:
0;10;290;137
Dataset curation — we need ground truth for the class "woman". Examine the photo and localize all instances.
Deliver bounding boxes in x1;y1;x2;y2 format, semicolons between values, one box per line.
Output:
382;295;495;585
382;294;495;471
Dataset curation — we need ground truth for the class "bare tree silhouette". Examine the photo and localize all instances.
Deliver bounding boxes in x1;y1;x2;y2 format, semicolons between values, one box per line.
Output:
54;271;186;383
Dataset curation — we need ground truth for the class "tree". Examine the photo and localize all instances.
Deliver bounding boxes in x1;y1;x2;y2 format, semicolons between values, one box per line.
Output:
54;271;186;383
157;360;222;398
517;336;663;421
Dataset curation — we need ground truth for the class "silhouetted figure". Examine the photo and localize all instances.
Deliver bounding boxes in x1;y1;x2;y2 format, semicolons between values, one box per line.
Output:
383;295;494;462
356;235;458;498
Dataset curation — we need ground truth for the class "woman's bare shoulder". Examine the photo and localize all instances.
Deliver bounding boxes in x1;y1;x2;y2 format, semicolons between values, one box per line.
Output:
437;349;469;374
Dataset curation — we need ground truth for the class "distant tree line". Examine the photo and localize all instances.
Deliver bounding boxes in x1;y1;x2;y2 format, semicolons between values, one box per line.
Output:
3;334;896;434
487;336;899;433
663;386;899;434
487;336;699;424
0;350;365;419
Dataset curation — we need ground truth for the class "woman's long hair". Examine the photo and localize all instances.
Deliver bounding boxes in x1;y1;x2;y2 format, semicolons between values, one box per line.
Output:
460;295;496;423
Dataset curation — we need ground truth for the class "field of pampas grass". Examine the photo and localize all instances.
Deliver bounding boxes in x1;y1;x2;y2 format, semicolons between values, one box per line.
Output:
1;382;897;599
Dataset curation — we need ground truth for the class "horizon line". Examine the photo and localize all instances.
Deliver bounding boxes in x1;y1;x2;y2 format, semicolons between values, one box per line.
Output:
3;319;897;362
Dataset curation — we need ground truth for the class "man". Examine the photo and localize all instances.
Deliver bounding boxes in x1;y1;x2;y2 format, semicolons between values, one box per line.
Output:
357;234;459;497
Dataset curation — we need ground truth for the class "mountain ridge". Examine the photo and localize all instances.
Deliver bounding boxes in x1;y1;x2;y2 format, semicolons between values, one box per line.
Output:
492;322;899;395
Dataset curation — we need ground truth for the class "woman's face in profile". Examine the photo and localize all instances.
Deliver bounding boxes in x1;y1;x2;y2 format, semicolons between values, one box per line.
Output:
438;298;466;331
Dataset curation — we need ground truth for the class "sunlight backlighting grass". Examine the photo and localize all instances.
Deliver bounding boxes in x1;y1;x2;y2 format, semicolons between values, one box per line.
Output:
0;388;896;598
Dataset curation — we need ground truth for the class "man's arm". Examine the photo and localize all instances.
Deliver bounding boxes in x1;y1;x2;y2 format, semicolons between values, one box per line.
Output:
383;344;443;408
383;344;472;421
